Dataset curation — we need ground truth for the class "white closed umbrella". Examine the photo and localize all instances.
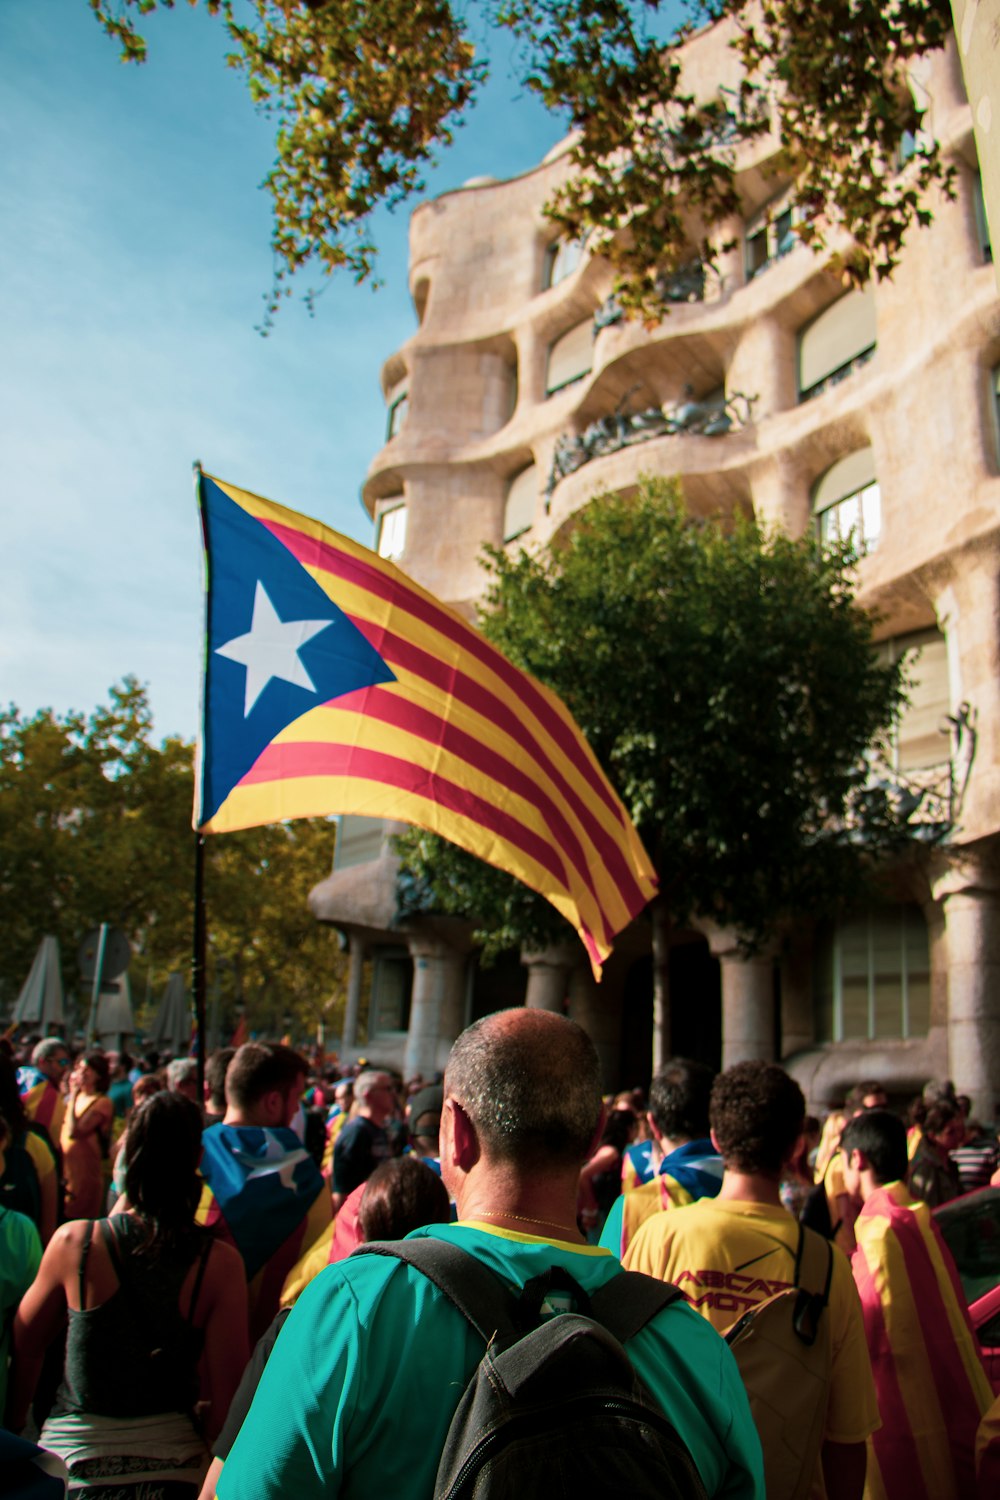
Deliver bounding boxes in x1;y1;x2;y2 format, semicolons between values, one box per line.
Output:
96;973;136;1051
13;936;65;1031
149;972;191;1055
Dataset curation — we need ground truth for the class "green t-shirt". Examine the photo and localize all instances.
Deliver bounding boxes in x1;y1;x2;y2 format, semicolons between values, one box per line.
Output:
219;1220;763;1500
0;1205;42;1416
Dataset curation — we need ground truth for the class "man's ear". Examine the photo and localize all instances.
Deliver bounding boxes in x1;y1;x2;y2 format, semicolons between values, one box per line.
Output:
710;1128;721;1154
262;1088;284;1127
445;1098;480;1173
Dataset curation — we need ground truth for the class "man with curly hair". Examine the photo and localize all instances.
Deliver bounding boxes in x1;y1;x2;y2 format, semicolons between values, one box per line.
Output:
624;1060;879;1500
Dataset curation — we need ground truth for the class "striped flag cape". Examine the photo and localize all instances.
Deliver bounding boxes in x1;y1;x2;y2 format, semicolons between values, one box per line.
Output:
194;472;657;974
851;1182;992;1500
196;1122;331;1341
16;1067;65;1143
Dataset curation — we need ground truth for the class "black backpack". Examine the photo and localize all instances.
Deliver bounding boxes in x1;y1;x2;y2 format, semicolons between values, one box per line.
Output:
355;1238;708;1500
799;1181;838;1240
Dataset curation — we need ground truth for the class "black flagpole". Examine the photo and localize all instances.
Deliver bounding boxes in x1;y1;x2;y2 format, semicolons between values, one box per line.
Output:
192;460;208;1103
193;832;207;1103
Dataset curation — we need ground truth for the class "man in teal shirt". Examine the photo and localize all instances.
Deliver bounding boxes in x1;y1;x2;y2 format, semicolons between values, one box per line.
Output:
219;1011;763;1499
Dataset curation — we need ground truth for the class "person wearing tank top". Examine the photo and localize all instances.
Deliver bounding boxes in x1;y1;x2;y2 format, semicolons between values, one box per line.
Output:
10;1093;248;1497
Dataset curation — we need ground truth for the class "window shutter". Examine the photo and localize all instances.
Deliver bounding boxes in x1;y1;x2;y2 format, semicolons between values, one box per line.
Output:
546;321;593;394
798;288;876;396
504;466;537;540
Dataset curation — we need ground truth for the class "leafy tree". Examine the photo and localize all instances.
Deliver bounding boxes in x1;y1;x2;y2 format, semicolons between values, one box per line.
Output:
397;481;923;1063
0;679;345;1044
90;0;954;323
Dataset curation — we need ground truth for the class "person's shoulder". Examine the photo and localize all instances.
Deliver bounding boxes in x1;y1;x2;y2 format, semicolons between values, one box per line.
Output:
207;1235;248;1278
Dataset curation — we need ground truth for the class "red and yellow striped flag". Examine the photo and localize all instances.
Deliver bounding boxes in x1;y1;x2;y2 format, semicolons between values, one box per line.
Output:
851;1182;992;1500
194;472;657;973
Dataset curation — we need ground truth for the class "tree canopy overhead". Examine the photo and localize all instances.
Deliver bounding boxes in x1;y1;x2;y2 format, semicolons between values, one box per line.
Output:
396;482;928;1056
92;0;954;323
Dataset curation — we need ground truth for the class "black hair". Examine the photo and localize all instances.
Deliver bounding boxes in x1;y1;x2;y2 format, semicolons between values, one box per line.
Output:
840;1109;908;1185
648;1058;715;1141
0;1055;27;1139
205;1047;236;1111
924;1101;959;1138
710;1061;805;1177
123;1092;204;1254
82;1051;110;1094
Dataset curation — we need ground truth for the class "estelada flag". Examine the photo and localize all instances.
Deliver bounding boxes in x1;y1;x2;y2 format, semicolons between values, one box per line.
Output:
197;1121;330;1343
194;471;657;974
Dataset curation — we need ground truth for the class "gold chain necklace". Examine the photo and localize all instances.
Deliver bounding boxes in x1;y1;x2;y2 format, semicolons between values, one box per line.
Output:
472;1210;581;1238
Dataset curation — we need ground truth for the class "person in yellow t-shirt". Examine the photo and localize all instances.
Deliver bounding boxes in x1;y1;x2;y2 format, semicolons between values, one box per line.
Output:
599;1057;722;1260
625;1060;879;1500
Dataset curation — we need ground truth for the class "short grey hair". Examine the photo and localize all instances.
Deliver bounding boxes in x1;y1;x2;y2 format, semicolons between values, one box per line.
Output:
446;1011;602;1170
354;1070;391;1101
166;1058;199;1088
32;1038;69;1065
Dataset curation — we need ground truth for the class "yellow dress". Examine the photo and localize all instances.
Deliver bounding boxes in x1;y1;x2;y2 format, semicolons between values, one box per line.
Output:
61;1093;113;1219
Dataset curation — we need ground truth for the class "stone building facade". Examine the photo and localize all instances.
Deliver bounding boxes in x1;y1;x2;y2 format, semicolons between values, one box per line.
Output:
310;21;1000;1118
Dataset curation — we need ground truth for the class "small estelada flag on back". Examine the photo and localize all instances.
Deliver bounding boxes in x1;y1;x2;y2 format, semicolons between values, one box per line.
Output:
194;471;657;976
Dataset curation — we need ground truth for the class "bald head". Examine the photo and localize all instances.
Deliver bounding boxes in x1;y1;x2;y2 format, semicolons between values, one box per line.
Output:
445;1010;602;1171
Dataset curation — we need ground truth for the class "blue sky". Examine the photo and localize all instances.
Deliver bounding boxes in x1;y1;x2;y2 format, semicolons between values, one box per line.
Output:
1;0;560;741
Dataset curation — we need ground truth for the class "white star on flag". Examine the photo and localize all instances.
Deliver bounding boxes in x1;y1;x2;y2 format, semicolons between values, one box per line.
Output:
216;580;332;717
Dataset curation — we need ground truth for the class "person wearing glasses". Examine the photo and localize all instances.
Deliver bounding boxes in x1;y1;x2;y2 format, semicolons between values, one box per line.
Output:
18;1038;71;1147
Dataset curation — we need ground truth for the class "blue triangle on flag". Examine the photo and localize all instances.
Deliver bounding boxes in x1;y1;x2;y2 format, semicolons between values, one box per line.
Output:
199;477;395;824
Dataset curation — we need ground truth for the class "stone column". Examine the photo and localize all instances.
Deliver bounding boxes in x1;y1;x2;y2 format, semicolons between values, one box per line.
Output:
704;925;776;1069
932;861;1000;1120
341;934;365;1052
521;943;579;1012
403;929;469;1080
568;967;621;1090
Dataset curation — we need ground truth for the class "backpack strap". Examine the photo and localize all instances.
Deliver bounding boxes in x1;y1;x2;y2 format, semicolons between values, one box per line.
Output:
791;1223;834;1347
355;1239;522;1344
588;1270;686;1344
354;1241;684;1349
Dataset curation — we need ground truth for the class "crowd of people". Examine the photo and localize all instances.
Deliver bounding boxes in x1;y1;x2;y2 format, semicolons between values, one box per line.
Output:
0;1021;998;1499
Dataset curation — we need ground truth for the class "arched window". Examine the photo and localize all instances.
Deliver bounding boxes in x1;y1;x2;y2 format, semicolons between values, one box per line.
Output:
504;466;537;541
812;448;881;554
814;904;930;1042
546;321;593;396
798;288;876;402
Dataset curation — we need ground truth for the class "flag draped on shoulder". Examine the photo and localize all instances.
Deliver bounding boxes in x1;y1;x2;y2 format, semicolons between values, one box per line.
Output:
194;471;657;973
196;1122;330;1341
851;1183;992;1500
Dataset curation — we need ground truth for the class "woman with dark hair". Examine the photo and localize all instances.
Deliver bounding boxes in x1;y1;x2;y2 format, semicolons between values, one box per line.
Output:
577;1104;636;1240
61;1052;114;1220
11;1092;249;1496
0;1052;58;1244
357;1155;451;1243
